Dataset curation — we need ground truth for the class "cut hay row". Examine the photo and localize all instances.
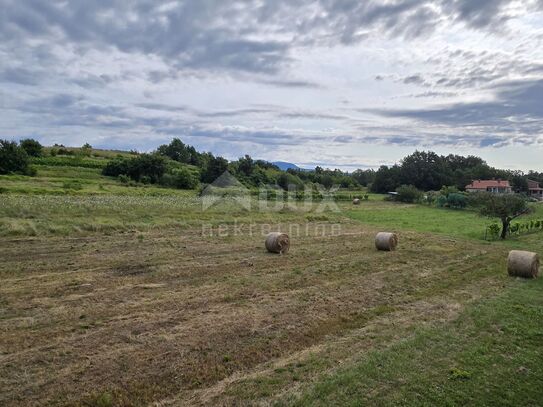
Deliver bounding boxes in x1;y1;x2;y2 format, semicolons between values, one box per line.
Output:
266;235;540;281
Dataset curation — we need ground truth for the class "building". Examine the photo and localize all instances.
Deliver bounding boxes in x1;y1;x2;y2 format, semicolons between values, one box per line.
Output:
465;179;512;194
528;180;543;201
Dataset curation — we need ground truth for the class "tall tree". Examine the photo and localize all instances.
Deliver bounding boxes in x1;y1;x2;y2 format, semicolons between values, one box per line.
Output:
201;155;229;183
157;138;201;165
371;165;402;193
400;151;452;191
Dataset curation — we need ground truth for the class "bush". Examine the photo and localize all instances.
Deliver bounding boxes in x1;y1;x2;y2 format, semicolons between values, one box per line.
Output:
24;165;37;177
447;193;467;209
79;143;92;157
20;138;43;157
436;195;447;207
56;147;74;156
487;223;501;240
425;191;438;205
102;154;166;184
160;167;199;189
127;154;166;183
0;139;30;174
140;175;151;185
395;185;423;203
118;174;130;184
103;157;130;177
277;172;304;191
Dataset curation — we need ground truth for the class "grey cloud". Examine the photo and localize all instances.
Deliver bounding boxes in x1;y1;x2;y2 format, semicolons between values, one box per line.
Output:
402;74;427;86
260;79;324;89
2;0;540;77
0;67;42;85
136;103;189;113
23;94;84;112
196;108;275;118
278;111;348;121
371;79;543;141
411;91;458;98
442;0;512;29
333;135;354;143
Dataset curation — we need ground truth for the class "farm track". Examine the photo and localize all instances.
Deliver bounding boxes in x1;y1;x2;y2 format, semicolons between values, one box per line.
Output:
0;223;508;406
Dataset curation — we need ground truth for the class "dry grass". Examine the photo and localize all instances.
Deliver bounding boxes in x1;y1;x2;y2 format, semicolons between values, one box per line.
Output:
0;221;509;406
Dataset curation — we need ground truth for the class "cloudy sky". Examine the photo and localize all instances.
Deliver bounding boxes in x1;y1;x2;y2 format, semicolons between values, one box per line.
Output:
1;1;543;170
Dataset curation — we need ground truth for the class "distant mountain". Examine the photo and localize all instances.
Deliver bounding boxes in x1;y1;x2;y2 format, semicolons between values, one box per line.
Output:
272;161;302;171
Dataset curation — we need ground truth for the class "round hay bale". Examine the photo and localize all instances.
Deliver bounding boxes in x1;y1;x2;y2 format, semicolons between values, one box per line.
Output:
265;232;290;254
507;250;539;278
352;198;361;205
375;232;398;251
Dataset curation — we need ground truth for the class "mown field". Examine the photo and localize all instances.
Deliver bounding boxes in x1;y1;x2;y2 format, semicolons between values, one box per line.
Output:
1;160;542;406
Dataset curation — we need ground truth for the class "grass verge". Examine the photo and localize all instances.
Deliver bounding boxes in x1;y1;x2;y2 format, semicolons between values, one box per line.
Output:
279;277;543;406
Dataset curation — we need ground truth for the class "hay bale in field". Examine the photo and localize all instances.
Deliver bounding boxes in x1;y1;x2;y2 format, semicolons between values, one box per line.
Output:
375;232;398;251
352;198;361;205
265;232;290;254
507;250;539;278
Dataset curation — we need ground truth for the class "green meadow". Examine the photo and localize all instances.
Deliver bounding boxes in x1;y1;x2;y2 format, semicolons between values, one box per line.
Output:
1;150;542;406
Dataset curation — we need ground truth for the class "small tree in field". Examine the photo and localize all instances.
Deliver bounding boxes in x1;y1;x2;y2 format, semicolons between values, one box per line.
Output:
395;184;423;203
474;193;530;239
0;139;29;174
20;138;43;157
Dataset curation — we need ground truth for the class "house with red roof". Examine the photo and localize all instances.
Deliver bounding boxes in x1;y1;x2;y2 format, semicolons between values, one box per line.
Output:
465;179;512;194
528;180;543;201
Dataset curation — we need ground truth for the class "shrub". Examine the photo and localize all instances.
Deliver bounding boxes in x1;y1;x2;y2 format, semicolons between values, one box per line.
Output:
436;195;447;207
395;185;423;203
102;154;166;184
56;147;74;156
24;165;37;177
20;138;43;157
0;139;30;174
447;193;467;209
425;191;438;205
127;154;166;183
277;172;304;191
118;174;130;184
103;157;130;177
79;143;92;157
160;167;199;189
487;223;501;240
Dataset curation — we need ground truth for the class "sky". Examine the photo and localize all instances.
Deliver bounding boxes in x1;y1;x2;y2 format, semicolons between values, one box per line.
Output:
1;0;543;171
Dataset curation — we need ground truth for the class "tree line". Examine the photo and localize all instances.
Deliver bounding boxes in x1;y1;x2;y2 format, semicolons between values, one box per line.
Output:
370;150;542;193
1;138;542;194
